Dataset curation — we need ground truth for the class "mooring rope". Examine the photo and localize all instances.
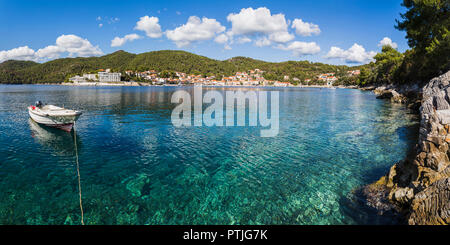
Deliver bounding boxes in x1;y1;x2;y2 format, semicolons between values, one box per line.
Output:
73;122;85;225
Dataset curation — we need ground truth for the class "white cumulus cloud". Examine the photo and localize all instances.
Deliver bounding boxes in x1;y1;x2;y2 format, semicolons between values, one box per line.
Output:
111;33;142;47
0;46;37;63
226;7;294;45
277;41;321;56
56;34;103;57
134;16;163;38
166;16;226;47
236;36;252;44
255;37;272;47
268;31;295;43
214;33;229;44
36;45;66;59
378;37;398;49
227;7;288;36
0;34;103;63
325;43;376;63
214;32;235;50
291;19;321;36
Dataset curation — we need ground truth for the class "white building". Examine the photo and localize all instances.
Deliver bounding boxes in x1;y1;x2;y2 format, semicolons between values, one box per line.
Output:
83;73;98;81
69;75;86;83
98;72;121;82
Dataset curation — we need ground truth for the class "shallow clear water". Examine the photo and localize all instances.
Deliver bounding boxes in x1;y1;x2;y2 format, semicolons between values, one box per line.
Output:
0;85;418;225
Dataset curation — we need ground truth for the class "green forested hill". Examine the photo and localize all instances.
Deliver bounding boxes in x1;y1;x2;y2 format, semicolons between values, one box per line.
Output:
0;50;357;84
0;60;39;71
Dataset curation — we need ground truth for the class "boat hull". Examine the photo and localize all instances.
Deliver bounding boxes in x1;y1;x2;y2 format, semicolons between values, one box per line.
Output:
46;123;73;132
28;107;80;132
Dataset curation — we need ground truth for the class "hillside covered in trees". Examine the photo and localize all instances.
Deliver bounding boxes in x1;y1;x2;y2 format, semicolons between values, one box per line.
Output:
0;49;357;85
2;1;446;87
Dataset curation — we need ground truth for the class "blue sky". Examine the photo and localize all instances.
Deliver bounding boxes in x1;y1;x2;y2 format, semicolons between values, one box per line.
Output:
0;0;408;65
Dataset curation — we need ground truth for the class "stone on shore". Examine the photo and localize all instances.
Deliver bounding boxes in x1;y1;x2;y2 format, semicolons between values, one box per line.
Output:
374;86;413;104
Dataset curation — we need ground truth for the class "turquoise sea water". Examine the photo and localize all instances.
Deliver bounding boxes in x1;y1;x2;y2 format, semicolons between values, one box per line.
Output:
0;85;418;225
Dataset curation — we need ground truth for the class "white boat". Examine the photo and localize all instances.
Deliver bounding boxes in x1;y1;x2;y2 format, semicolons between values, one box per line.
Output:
28;101;82;132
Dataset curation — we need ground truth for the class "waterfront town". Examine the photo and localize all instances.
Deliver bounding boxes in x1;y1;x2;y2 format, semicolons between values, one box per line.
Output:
69;68;361;87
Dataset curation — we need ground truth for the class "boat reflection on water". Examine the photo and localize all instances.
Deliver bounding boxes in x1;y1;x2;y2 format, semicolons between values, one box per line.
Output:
28;118;80;156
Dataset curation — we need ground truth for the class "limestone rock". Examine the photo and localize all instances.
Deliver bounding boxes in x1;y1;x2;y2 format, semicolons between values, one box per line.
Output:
374;85;417;104
374;86;387;95
437;109;450;124
376;89;405;103
391;187;414;205
434;95;450;110
408;177;450;225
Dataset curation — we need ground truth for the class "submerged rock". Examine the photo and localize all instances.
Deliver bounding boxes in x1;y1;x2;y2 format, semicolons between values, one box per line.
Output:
365;71;450;225
123;173;151;198
361;176;398;215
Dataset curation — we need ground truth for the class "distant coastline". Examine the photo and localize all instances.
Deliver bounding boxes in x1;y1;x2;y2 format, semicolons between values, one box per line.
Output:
1;82;359;89
0;50;362;87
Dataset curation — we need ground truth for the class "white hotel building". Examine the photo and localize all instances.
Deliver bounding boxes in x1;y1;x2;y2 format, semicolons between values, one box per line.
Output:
98;71;121;82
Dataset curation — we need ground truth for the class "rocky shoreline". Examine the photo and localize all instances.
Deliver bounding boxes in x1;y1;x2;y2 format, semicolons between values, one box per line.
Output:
361;83;423;111
361;71;450;225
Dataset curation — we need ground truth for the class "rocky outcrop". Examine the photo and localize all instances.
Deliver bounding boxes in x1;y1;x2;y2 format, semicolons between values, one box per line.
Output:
364;71;450;225
373;84;421;106
409;177;450;224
